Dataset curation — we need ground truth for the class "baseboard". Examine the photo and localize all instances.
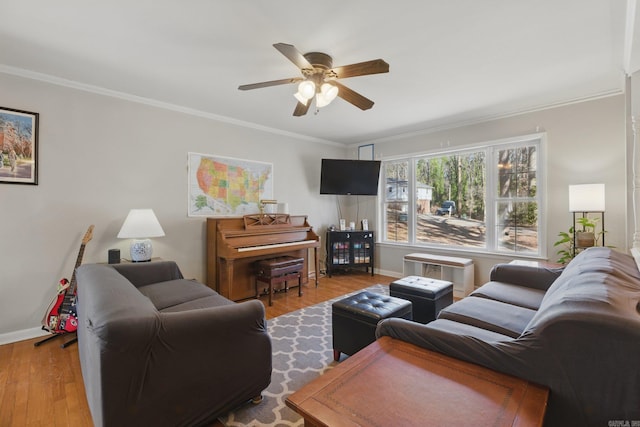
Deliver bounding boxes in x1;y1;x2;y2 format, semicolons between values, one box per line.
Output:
0;326;49;346
376;268;403;279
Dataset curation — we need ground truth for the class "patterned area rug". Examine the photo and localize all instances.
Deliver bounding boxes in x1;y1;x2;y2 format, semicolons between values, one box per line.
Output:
220;284;389;427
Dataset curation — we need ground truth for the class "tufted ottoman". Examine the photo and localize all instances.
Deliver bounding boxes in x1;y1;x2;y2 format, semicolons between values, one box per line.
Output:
332;291;412;361
390;276;453;324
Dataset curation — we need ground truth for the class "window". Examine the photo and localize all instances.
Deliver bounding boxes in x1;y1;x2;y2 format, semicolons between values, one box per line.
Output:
384;160;409;242
382;135;544;255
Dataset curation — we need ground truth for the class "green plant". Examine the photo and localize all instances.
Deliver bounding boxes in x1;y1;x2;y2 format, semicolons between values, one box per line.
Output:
553;216;605;264
554;226;576;264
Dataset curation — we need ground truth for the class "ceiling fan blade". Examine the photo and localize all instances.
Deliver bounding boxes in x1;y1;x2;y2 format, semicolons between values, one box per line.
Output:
330;59;389;79
332;81;375;110
273;43;313;70
293;101;311;117
238;77;303;91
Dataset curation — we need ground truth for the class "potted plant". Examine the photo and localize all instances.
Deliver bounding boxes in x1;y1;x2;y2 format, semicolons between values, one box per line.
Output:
574;216;599;248
554;216;605;264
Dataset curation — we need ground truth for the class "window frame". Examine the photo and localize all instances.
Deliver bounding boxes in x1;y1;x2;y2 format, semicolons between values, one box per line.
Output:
379;133;546;258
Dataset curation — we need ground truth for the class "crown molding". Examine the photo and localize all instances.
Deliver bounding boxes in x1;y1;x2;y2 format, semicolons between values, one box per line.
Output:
359;89;623;147
0;64;343;147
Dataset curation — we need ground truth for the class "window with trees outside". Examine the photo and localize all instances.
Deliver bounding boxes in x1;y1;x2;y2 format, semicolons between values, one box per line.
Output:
382;135;543;255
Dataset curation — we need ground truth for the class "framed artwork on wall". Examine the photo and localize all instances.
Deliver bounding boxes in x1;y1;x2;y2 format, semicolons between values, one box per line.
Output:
358;143;374;160
187;152;274;217
0;107;39;185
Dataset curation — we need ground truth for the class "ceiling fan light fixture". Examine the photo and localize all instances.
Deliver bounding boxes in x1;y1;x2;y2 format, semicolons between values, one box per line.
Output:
321;83;338;101
297;80;316;100
315;93;331;108
316;83;339;108
293;91;309;105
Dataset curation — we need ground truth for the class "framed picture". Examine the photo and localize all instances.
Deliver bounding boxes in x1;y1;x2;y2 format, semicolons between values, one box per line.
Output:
0;107;39;185
358;143;374;160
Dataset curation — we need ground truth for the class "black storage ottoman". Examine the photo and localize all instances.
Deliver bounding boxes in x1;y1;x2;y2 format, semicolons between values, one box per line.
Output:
332;291;412;361
390;276;453;324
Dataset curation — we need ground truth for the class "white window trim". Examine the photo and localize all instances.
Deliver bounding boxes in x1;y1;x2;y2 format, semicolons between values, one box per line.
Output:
379;132;547;258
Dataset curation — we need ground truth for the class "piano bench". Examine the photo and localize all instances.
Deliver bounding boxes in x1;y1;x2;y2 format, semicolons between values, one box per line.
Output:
255;256;305;306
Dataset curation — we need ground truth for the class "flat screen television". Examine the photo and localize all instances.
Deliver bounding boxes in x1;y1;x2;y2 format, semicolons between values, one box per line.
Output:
320;159;382;196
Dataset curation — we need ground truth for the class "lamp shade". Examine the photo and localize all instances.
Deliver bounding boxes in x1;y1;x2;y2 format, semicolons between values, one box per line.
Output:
297;80;316;99
568;184;605;212
117;209;165;238
316;83;339;108
117;209;165;262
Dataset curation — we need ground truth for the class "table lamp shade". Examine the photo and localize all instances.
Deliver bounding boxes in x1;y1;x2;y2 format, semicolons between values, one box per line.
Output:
117;209;165;261
568;184;605;212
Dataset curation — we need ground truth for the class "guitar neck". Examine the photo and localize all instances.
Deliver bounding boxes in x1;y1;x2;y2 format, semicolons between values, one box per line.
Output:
67;243;86;295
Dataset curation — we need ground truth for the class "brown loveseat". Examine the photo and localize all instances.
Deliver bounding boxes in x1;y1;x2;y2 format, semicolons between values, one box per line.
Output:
377;247;640;426
76;261;272;427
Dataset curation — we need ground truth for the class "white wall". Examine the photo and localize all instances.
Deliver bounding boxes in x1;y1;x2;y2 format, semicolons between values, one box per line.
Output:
367;95;627;283
0;71;627;341
0;73;346;339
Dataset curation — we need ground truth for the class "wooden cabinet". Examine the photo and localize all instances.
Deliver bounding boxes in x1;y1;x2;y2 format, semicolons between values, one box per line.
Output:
326;231;374;277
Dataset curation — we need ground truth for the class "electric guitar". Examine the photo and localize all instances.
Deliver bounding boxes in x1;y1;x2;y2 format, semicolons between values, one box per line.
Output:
42;225;94;334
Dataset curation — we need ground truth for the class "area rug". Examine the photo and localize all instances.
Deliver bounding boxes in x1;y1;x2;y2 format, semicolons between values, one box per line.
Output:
220;284;389;427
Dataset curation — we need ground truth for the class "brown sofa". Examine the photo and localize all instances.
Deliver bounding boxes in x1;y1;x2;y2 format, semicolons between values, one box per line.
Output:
76;261;272;427
377;247;640;426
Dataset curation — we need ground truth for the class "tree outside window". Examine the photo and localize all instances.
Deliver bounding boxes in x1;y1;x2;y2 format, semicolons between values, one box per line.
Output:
414;151;486;248
496;145;538;253
384;161;409;242
381;136;542;255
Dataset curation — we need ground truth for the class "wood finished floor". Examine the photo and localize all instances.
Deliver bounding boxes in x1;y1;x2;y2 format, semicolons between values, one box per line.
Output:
0;271;395;427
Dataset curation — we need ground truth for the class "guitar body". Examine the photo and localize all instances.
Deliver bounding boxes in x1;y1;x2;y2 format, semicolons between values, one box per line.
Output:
58;289;79;333
42;291;64;332
41;227;93;335
42;279;70;333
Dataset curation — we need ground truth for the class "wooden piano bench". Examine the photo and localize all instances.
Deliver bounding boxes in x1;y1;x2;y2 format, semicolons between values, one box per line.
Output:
255;256;304;306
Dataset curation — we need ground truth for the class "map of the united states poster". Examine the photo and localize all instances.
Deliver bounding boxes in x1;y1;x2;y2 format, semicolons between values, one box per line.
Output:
188;153;273;216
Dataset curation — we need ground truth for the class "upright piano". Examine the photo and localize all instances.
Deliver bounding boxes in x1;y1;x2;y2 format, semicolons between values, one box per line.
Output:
206;214;320;301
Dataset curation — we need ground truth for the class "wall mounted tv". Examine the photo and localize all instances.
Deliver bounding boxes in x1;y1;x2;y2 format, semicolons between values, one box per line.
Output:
320;159;382;196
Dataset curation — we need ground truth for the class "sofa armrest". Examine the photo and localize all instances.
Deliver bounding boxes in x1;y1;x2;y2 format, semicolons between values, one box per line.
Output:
141;300;272;416
110;261;184;287
489;263;563;291
157;299;269;350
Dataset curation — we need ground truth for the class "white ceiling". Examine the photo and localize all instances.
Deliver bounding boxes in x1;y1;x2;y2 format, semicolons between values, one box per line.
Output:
1;1;638;145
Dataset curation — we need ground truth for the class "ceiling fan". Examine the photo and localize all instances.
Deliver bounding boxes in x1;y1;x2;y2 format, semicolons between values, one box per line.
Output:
238;43;389;116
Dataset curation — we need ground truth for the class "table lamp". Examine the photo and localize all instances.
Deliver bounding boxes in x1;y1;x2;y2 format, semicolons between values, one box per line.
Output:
117;209;165;262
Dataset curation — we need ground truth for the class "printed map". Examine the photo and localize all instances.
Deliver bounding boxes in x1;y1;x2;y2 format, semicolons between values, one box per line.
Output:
188;153;273;216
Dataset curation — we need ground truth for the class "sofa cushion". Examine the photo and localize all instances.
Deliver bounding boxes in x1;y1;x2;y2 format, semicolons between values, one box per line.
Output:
423;318;514;342
138;279;216;310
160;294;235;312
470;281;546;310
438;296;536;338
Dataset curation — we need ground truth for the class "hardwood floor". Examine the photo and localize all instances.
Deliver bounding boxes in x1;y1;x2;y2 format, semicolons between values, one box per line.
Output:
0;271;395;427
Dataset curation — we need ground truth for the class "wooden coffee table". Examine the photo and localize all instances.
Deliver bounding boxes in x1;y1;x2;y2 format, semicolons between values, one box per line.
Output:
286;336;548;427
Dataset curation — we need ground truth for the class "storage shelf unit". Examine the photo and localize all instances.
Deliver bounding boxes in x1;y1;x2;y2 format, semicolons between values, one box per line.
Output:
326;231;374;277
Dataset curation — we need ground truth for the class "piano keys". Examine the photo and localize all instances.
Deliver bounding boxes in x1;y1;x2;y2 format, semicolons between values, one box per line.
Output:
206;214;320;301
